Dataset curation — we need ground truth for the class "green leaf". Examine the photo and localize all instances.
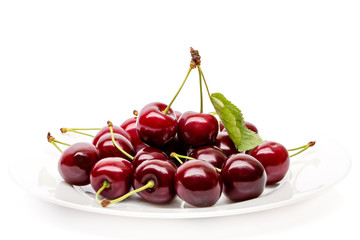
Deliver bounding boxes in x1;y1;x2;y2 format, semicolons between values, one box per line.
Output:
210;92;263;152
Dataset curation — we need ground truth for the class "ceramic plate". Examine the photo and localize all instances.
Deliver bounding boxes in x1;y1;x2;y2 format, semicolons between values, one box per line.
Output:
9;137;351;218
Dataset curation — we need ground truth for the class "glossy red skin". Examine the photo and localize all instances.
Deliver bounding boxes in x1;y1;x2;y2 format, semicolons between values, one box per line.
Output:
120;117;149;152
137;102;178;148
174;111;182;120
95;133;135;161
245;122;258;134
188;146;227;169
132;147;169;169
249;141;289;185
177;111;219;148
133;160;177;204
221;153;266;201
92;126;131;146
58;142;100;186
215;132;239;156
175;160;223;207
90;157;134;199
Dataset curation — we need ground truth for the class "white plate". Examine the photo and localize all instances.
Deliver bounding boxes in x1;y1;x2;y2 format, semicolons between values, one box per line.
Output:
9;137;351;218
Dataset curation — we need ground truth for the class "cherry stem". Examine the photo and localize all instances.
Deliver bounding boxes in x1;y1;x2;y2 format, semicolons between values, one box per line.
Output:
163;67;192;115
170;152;183;165
101;180;155;207
60;128;97;138
95;180;110;205
47;132;70;153
107;121;134;160
289;141;316;158
198;65;212;100
198;67;203;113
170;152;221;172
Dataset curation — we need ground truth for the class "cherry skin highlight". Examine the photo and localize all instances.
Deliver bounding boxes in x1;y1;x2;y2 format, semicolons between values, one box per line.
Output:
175;160;223;207
90;157;134;199
58;142;100;186
132;146;169;169
133;160;177;204
120;117;149;152
188;146;227;169
95;133;135;161
136;102;178;148
249;141;289;185
92;125;131;146
221;153;266;201
177;111;218;148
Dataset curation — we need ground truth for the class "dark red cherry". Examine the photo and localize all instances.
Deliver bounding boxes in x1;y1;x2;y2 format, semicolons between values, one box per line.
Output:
132;147;169;169
221;153;266;201
120;117;149;152
245;121;258;134
219;121;225;131
133;160;177;204
175;160;222;207
188;146;227;169
90;157;134;199
177;111;218;148
95;133;135;161
215;132;239;156
249;141;289;185
136;102;178;147
92;125;131;146
58;142;100;186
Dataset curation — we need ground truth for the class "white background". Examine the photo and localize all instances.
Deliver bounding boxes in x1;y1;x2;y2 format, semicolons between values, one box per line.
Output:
1;1;359;239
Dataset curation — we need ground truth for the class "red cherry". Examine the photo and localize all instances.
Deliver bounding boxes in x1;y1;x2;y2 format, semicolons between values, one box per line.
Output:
58;142;100;186
245;121;258;134
90;157;134;199
132;147;169;169
175;160;222;207
221;153;266;201
137;102;178;147
188;146;227;169
120;117;149;152
95;133;135;161
249;141;289;185
92;125;131;146
215;132;239;156
177;111;218;148
133;160;177;204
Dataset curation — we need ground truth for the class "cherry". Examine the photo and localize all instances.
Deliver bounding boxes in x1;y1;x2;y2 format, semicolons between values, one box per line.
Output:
188;146;227;169
120;116;149;152
133;160;177;204
161;134;187;159
221;153;266;201
132;146;169;169
90;157;134;201
177;111;218;148
174;160;222;207
245;121;258;134
249;141;289;185
92;125;131;146
95;132;135;161
219;121;225;131
47;133;100;186
215;132;239;156
136;102;178;147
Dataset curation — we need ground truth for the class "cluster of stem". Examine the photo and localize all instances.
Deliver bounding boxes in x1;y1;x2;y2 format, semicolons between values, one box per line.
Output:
288;141;316;157
47;132;70;153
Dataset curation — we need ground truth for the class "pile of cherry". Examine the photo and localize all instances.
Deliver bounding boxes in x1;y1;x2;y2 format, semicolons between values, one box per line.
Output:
47;48;314;208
